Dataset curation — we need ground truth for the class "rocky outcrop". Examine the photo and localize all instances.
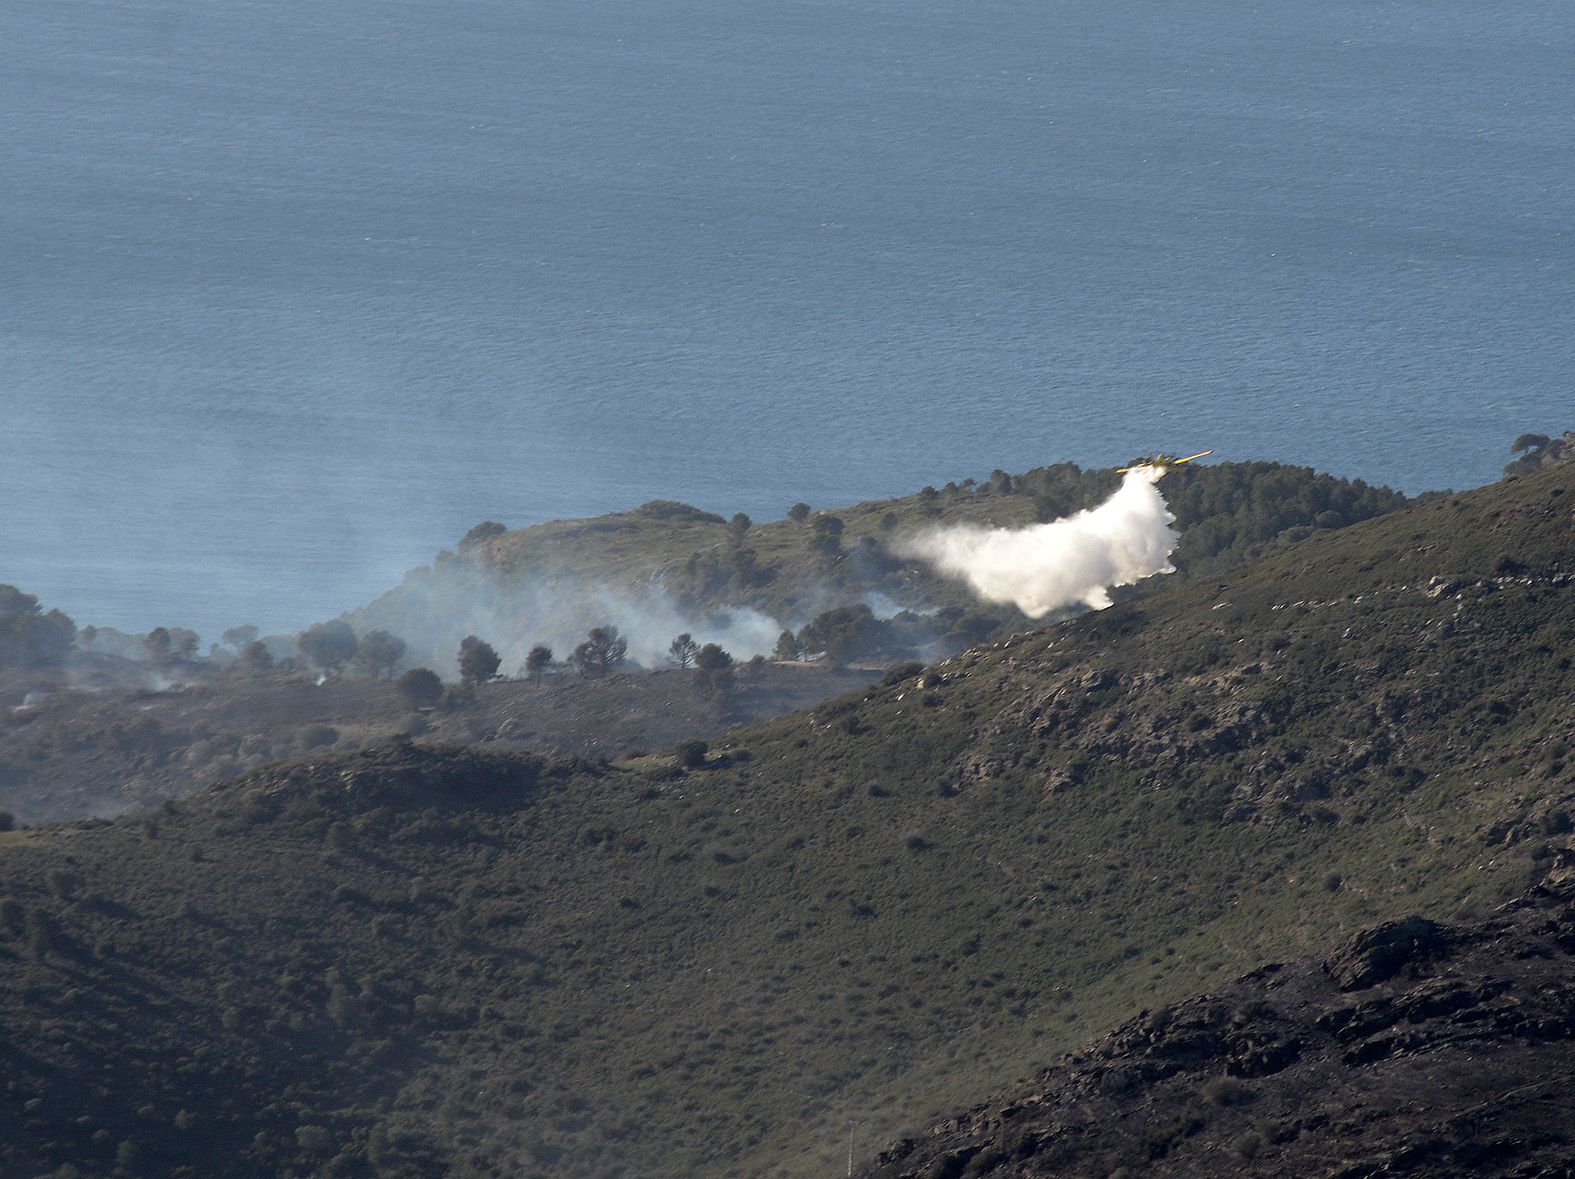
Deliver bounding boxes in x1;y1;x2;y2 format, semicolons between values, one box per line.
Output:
863;869;1575;1178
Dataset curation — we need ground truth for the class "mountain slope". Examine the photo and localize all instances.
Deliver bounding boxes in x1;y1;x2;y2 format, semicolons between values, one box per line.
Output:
0;661;878;824
1;459;1404;826
863;860;1575;1178
344;460;1406;673
0;462;1565;1179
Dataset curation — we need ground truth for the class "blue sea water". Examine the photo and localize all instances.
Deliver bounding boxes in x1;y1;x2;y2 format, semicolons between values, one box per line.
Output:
3;0;1572;642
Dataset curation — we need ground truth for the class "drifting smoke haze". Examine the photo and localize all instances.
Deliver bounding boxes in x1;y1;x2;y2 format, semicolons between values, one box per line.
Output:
895;468;1181;617
347;563;781;678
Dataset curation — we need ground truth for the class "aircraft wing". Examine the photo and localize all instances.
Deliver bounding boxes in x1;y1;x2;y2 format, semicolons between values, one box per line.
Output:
1116;450;1212;474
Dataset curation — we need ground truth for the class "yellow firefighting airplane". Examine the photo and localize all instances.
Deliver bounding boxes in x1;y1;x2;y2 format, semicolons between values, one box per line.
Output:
1116;450;1213;474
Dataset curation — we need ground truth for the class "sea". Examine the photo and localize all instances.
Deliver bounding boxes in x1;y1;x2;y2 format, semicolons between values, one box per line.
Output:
3;0;1572;643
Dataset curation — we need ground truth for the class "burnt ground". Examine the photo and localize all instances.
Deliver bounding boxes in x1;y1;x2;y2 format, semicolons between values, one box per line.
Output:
863;857;1575;1179
0;661;879;824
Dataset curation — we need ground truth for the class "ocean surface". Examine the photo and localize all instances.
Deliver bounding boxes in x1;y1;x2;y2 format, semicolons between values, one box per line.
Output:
3;0;1572;642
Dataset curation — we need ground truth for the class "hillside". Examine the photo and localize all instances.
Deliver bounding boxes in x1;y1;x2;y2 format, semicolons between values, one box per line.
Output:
0;462;1565;1178
0;662;878;825
863;859;1575;1178
2;457;1402;827
345;460;1406;674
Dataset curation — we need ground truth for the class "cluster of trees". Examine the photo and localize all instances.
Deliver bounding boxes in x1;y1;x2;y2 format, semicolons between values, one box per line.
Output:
572;627;627;678
391;626;628;711
671;544;771;607
1160;462;1408;576
394;634;508;709
667;633;734;697
776;604;900;667
770;602;1008;667
143;626;200;667
388;624;751;714
292;621;408;679
0;586;75;669
1505;431;1574;477
784;504;848;558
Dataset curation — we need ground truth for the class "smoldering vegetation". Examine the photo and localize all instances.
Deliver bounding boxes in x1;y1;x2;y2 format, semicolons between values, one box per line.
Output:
348;564;782;679
0;657;883;824
340;504;1001;680
10;459;1414;694
0;457;1422;827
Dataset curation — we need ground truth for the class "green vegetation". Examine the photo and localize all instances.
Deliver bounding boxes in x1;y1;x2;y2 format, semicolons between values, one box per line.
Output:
396;668;444;711
1504;429;1574;477
666;633;700;670
0;461;1567;1177
352;630;407;679
674;738;709;769
238;639;274;673
221;625;259;651
350;460;1410;671
457;636;501;686
142;625;199;668
0;585;76;669
524;645;553;685
296;620;359;675
571;626;628;678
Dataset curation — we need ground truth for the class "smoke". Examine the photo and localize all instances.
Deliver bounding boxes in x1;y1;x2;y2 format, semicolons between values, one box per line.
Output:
574;584;781;669
894;468;1180;617
345;560;783;679
864;591;927;621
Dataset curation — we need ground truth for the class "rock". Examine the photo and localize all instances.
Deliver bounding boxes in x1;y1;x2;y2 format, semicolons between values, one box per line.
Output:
1325;916;1449;991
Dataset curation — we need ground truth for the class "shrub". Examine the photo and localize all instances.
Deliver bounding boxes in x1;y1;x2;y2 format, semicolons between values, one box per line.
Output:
674;740;708;770
46;869;78;900
1231;1131;1264;1160
881;661;927;687
397;668;444;710
25;909;60;957
632;500;725;524
1202;1076;1253;1107
299;725;339;751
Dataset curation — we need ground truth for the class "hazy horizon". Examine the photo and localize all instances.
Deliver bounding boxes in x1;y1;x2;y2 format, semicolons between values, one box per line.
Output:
5;0;1572;641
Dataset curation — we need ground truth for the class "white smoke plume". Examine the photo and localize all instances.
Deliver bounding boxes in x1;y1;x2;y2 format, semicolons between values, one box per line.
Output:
345;562;782;679
895;468;1180;617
